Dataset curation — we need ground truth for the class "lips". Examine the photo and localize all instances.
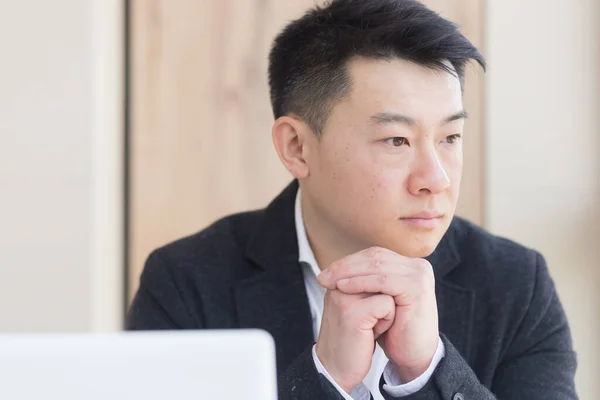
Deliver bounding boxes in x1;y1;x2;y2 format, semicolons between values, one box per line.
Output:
402;211;444;219
399;212;444;229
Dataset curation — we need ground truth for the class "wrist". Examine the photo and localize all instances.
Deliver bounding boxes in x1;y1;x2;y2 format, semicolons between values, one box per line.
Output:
393;363;429;383
390;344;438;383
314;344;360;393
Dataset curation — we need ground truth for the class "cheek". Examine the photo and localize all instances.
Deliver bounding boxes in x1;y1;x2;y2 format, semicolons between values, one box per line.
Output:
321;138;370;181
376;168;408;195
450;152;463;188
355;160;409;215
323;147;396;209
318;136;410;206
440;147;463;185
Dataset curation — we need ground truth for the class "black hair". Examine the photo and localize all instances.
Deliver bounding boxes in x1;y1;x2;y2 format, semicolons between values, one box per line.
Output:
268;0;486;135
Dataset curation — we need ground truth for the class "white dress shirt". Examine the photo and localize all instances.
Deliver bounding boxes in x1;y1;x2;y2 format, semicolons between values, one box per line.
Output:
294;190;445;400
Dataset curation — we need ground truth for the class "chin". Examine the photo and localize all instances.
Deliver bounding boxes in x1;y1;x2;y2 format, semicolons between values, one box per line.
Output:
384;230;444;258
399;243;438;258
402;220;452;257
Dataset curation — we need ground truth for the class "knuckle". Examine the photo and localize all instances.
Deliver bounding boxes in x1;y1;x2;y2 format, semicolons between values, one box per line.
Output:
326;260;344;280
385;295;395;309
374;246;387;257
414;270;434;290
327;260;340;274
422;261;435;280
365;246;380;258
414;258;434;279
368;258;382;274
375;294;395;312
416;258;433;271
377;273;388;287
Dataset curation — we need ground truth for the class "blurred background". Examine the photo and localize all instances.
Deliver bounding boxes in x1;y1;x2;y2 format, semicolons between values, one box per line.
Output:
0;0;598;397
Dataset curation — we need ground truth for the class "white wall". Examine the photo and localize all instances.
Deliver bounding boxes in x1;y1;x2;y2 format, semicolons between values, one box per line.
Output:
486;1;600;398
0;1;123;332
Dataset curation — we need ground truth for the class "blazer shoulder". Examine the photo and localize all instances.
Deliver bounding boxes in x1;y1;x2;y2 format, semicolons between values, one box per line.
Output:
450;217;542;286
448;218;558;347
147;209;264;274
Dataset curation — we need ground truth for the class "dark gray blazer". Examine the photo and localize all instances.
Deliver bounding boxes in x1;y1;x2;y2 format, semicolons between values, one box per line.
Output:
127;181;578;399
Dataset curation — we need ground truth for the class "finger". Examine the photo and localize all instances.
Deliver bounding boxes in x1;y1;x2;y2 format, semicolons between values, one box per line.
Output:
319;248;393;284
319;256;432;290
336;274;411;297
318;248;418;288
373;317;394;340
350;294;396;332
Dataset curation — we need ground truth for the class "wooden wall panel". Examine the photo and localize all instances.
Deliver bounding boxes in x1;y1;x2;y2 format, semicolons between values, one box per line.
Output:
128;0;317;297
128;0;485;299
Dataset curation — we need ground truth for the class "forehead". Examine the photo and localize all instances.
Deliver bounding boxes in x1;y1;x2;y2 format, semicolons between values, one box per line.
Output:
343;57;463;119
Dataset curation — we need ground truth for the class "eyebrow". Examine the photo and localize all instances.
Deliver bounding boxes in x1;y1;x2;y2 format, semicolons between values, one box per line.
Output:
369;110;469;126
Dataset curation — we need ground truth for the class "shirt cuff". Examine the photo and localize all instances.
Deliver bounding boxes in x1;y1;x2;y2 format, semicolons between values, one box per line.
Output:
311;344;372;400
382;337;446;397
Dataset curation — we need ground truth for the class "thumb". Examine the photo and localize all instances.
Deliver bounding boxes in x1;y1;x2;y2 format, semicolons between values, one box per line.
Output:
360;294;395;339
373;317;393;340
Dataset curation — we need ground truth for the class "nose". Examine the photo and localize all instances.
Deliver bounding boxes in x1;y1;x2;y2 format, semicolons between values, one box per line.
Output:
407;145;451;196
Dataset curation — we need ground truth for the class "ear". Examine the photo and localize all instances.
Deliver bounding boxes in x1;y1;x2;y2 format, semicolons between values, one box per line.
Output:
272;116;313;179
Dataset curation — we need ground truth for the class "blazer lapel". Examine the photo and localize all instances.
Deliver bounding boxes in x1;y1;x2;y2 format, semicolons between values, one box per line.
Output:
234;181;314;373
428;219;476;363
436;280;476;363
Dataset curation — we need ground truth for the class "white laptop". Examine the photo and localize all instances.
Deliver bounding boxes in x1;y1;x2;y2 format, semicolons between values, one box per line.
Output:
0;329;277;400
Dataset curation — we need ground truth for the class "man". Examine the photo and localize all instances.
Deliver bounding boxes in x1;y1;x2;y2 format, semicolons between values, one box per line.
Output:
127;0;578;399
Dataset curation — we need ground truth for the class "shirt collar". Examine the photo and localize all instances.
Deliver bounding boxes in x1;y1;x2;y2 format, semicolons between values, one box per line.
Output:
294;188;322;277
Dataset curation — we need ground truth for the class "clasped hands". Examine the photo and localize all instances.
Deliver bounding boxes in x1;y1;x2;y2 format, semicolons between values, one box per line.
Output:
315;247;439;393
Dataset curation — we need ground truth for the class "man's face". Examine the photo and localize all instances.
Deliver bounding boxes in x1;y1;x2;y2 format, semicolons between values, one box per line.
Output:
303;57;464;258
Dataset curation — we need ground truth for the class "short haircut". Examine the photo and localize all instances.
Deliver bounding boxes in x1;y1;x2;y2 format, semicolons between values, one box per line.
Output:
268;0;486;136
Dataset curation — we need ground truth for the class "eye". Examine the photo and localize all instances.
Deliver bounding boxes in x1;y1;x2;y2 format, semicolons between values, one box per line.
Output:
385;137;408;147
444;134;462;144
